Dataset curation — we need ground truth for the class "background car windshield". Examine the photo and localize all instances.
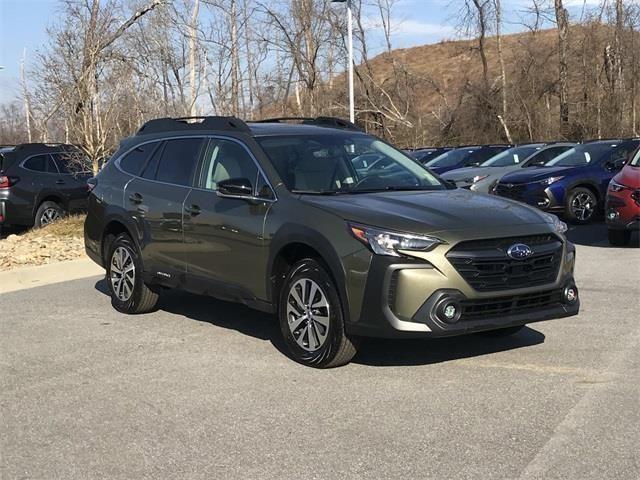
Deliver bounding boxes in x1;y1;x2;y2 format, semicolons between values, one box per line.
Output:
257;134;445;193
546;144;615;167
425;149;474;168
481;145;539;167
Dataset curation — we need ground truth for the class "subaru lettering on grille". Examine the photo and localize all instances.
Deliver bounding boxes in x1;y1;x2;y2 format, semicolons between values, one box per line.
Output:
507;243;533;260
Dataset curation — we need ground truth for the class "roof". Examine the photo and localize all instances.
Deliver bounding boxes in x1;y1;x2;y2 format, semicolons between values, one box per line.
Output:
134;116;364;138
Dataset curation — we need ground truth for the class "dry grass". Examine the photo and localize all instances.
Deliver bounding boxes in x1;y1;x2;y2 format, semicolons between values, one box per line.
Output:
14;214;86;240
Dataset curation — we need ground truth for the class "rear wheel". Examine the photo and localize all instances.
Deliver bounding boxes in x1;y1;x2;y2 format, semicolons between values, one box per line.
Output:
476;325;525;337
106;232;159;314
565;187;597;224
608;229;631;247
278;258;358;368
34;201;63;228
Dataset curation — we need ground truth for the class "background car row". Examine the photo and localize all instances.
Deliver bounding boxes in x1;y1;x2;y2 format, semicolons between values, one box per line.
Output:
406;139;640;246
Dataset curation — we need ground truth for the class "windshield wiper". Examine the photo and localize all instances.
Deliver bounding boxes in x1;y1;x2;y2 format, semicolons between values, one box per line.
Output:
291;189;344;195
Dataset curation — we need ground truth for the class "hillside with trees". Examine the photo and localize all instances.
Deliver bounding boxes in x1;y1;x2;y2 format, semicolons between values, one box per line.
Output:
0;0;638;172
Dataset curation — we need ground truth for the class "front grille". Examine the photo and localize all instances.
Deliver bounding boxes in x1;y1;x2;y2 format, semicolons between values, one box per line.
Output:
460;289;564;321
495;183;526;201
447;235;563;292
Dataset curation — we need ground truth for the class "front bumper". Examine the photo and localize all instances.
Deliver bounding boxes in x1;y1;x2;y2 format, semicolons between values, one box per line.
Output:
346;241;579;339
495;182;564;211
606;192;640;230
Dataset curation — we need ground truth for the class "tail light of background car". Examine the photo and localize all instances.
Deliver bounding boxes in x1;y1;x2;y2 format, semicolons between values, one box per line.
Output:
0;175;19;189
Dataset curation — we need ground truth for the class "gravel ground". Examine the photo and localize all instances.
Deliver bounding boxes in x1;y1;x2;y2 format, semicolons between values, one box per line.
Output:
1;224;639;480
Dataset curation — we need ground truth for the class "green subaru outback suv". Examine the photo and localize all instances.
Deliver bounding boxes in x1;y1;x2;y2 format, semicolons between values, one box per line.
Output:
84;116;579;367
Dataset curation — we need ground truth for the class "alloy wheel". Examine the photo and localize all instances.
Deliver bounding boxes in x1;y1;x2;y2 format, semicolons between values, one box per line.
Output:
40;207;60;225
286;278;330;352
110;246;135;302
571;192;595;221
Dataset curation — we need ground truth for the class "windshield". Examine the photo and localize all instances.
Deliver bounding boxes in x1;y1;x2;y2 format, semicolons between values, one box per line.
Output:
547;143;626;167
481;145;540;167
257;134;445;194
425;148;477;168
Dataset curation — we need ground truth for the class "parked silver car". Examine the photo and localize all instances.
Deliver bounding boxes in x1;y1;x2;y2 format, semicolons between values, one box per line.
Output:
442;143;576;193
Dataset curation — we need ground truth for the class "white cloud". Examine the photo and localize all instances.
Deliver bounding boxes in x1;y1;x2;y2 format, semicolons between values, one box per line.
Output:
362;17;456;39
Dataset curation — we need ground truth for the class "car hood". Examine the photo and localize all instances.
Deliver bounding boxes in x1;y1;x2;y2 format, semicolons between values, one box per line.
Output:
442;166;515;181
614;165;640;189
499;166;575;184
300;189;551;236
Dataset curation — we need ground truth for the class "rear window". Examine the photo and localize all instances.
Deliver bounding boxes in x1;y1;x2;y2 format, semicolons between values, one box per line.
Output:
23;154;58;173
119;142;160;176
155;138;205;186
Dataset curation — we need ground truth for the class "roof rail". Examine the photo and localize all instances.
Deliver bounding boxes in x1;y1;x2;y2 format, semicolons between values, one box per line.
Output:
137;116;251;136
252;116;363;132
13;143;79;155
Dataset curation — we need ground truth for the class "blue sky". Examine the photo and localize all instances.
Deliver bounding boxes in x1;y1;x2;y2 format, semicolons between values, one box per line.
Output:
0;0;600;104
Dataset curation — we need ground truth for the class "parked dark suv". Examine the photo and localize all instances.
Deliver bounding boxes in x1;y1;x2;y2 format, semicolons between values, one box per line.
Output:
84;116;579;368
0;143;91;228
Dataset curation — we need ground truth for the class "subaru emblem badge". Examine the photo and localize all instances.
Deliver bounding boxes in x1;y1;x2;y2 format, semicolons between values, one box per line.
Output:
507;243;533;260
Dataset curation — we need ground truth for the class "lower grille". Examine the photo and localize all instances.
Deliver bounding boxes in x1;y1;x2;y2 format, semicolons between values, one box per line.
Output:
447;235;563;292
495;183;526;201
460;289;564;321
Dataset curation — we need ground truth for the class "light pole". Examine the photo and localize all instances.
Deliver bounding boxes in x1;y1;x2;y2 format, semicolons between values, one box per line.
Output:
332;0;355;123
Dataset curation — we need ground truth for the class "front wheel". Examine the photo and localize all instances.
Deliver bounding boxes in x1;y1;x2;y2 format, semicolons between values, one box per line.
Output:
565;187;598;224
608;229;631;247
106;233;159;314
279;258;358;368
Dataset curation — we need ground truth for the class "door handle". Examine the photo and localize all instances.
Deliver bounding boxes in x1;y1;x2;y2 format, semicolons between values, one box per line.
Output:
129;193;143;204
185;204;201;216
56;179;66;185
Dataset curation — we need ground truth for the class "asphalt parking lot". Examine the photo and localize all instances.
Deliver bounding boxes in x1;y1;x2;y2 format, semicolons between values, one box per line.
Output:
1;224;639;480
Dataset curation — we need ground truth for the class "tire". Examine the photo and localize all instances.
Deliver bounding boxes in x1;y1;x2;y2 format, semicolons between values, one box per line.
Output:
608;229;631;247
106;232;159;314
564;187;598;224
34;201;64;228
278;258;358;368
476;325;525;337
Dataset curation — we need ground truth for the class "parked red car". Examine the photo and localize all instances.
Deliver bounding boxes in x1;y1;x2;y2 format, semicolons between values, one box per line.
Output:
606;147;640;246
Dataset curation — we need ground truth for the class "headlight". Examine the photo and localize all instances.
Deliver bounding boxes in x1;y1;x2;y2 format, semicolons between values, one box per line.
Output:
540;176;564;186
609;180;628;192
541;212;568;234
349;224;443;257
472;175;489;183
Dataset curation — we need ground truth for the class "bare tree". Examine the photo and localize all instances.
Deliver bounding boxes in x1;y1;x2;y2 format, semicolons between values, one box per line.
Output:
554;0;570;133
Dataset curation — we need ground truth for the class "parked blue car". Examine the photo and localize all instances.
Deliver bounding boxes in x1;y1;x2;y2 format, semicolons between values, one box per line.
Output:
424;144;511;175
495;139;640;224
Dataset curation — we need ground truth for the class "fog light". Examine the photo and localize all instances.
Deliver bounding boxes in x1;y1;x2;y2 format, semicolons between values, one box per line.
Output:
435;298;462;324
564;286;578;303
607;210;619;221
443;304;457;319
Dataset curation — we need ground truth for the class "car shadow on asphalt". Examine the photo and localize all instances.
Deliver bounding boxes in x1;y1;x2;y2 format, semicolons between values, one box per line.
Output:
565;221;639;248
95;279;546;367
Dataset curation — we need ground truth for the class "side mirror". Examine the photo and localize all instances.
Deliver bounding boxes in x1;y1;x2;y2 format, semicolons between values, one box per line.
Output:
605;158;626;172
445;179;457;189
217;177;254;198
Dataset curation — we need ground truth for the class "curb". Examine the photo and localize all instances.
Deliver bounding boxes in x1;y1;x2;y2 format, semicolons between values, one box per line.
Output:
0;258;104;294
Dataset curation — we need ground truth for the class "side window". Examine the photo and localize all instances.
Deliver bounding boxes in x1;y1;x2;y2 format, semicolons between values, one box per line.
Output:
119;142;159;176
155;138;205;186
141;142;165;180
199;139;259;192
52;152;91;175
24;154;56;173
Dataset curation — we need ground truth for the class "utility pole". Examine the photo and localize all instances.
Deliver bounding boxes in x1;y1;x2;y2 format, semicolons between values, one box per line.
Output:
332;0;355;123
